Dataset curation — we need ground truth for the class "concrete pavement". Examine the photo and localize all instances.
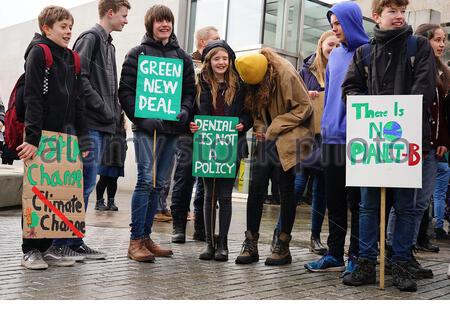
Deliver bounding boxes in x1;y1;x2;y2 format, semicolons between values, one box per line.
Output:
0;191;449;300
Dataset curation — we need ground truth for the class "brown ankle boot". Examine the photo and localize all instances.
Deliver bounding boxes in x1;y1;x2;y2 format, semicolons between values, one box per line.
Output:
144;238;173;257
265;232;292;266
128;239;155;262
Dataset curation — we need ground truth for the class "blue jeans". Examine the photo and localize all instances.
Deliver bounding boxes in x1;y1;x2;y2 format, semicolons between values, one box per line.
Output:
53;130;104;248
387;151;438;246
130;131;178;240
156;155;175;212
276;168;326;237
434;161;450;229
360;187;420;262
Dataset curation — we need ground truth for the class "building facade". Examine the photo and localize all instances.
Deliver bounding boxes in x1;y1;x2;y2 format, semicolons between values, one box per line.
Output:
0;0;447;193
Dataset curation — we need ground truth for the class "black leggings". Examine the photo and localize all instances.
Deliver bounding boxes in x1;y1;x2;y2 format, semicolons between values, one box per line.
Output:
246;141;297;235
203;177;235;239
96;176;119;200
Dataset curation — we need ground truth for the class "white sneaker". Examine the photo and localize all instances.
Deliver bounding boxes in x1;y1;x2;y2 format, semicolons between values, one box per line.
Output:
447;264;450;279
43;246;76;267
21;250;48;270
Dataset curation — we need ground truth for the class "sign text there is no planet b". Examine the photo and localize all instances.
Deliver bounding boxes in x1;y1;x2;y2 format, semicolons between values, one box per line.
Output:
135;55;183;121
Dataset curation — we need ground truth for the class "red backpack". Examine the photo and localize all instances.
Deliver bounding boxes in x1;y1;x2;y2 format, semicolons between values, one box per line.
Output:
4;44;81;152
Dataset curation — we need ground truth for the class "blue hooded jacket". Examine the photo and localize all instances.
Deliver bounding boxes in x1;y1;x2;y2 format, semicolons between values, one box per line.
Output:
321;1;368;144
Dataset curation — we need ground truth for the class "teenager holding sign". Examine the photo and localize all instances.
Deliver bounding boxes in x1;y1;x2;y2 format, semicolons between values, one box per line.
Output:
190;40;251;261
119;5;195;262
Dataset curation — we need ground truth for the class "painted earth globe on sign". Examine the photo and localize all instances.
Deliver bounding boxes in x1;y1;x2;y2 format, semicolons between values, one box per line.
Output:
383;121;402;141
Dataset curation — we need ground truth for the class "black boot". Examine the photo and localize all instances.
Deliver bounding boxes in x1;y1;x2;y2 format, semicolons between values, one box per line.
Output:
193;210;205;241
171;211;187;243
265;232;292;266
310;235;327;255
199;233;215;260
95;198;108;211
342;257;376;286
107;198;118;211
235;231;259;264
409;248;433;279
385;245;393;275
392;261;417;292
214;236;228;261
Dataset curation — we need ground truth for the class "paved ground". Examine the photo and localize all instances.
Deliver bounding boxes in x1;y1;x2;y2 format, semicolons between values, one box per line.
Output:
0;191;449;300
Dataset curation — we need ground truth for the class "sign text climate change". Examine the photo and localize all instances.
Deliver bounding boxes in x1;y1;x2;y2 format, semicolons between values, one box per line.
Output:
346;95;422;188
192;116;239;178
22;131;86;238
135;55;183;121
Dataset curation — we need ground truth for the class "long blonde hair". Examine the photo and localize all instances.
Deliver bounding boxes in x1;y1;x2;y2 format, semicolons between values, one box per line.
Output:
310;30;335;87
196;47;239;108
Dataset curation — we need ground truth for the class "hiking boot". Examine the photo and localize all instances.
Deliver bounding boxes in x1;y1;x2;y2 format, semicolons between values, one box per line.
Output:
342;257;376;286
42;246;76;267
392;261;417;292
21;249;48;270
341;254;358;277
447;264;450;279
265;232;292;266
95;198;108;211
214;236;228;261
107;198;118;211
171;211;187;243
199;233;215;260
128;239;155;262
72;244;106;260
235;231;259;264
144;238;173;257
415;241;439;253
434;228;449;240
270;228;279;252
310;235;327;255
304;253;345;272
410;248;433;279
59;245;85;262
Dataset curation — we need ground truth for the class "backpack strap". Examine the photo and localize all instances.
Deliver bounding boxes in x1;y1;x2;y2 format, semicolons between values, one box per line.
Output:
406;35;418;71
36;43;53;69
73;30;102;63
68;49;81;75
361;42;372;79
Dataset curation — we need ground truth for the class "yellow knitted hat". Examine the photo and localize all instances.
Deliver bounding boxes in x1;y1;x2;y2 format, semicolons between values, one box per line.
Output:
235;53;268;85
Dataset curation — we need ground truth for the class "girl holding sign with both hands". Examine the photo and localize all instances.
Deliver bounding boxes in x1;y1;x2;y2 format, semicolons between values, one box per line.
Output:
190;40;252;261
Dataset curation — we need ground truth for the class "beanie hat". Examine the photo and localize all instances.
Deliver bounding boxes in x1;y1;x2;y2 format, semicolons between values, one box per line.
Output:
201;40;236;63
235;53;268;85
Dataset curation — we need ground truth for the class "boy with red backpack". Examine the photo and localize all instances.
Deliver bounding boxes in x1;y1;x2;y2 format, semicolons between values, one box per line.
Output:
18;6;90;270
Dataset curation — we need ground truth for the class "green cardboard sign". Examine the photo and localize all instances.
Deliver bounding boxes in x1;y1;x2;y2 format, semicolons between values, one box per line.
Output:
134;55;183;121
192;116;239;178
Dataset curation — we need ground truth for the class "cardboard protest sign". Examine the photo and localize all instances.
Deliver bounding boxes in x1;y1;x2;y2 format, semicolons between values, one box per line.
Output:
346;95;422;188
312;91;325;135
134;55;183;121
192;116;239;178
22;131;85;238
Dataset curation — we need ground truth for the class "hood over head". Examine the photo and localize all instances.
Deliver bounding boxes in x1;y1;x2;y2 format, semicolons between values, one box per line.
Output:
327;1;369;51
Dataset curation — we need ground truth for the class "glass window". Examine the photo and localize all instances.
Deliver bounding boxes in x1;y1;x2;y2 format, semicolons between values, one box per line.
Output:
227;0;264;49
285;0;302;53
263;0;285;49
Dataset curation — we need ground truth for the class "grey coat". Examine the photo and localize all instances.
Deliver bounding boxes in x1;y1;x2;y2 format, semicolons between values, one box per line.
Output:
74;24;120;134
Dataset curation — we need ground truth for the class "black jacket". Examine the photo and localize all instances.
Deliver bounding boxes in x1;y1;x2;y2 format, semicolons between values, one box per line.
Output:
342;25;436;152
74;24;120;134
23;33;89;151
119;33;195;135
196;78;252;159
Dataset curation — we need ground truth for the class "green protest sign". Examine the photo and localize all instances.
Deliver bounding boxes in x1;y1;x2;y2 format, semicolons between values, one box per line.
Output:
192;116;239;178
22;131;86;239
134;55;183;121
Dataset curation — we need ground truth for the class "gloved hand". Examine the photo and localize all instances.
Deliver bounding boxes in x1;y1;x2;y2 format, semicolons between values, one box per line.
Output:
139;118;163;134
176;109;190;125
